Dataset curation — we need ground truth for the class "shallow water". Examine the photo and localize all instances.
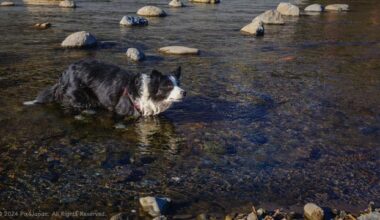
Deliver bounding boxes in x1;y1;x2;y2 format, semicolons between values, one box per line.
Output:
0;0;379;217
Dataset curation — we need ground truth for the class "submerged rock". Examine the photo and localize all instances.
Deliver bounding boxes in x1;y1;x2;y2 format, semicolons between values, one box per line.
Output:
139;196;171;217
137;6;166;17
119;16;148;26
276;2;300;16
114;123;126;129
325;4;349;11
74;115;85;120
304;4;323;12
240;19;264;36
1;1;15;6
190;0;220;3
304;203;324;220
169;0;184;7
61;31;97;48
126;48;145;61
59;0;76;8
34;22;51;29
253;9;284;25
110;213;129;220
159;46;199;55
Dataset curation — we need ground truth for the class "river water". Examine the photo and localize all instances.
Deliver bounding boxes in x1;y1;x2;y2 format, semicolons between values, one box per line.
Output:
0;0;379;217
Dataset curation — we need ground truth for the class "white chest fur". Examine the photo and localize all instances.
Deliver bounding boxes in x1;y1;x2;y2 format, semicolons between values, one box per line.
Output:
136;74;173;116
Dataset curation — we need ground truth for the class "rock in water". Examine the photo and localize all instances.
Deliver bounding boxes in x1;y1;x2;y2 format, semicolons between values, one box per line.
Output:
253;9;284;25
126;48;145;61
119;16;148;26
304;203;324;220
137;6;166;17
61;31;97;48
277;2;300;16
169;0;184;7
1;1;15;6
304;4;323;12
240;19;264;36
325;4;349;11
139;196;171;217
110;213;129;220
34;22;51;29
191;0;220;3
159;46;199;55
59;0;76;8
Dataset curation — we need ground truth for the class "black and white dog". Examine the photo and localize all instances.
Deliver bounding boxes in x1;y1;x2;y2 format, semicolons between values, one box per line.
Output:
24;59;186;117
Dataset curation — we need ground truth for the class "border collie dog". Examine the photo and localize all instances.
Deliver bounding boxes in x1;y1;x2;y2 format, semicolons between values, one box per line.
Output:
25;59;186;117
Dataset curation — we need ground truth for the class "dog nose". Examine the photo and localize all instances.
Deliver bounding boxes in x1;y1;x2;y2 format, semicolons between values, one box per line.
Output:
181;90;186;97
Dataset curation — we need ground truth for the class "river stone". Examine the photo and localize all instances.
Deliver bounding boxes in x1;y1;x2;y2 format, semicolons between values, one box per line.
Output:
22;0;57;5
277;2;300;16
34;22;51;29
304;4;323;12
126;48;145;61
159;46;199;55
139;196;171;217
59;0;76;8
253;9;284;25
61;31;97;48
137;6;166;17
304;203;324;220
190;0;220;3
169;0;184;7
240;19;264;36
120;16;148;26
1;1;15;6
325;4;349;11
110;213;129;220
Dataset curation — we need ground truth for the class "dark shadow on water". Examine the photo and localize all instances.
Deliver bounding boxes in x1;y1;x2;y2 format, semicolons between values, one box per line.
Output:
164;94;274;124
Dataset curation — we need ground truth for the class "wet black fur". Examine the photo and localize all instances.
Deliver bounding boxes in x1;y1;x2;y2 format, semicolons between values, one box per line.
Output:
35;59;181;117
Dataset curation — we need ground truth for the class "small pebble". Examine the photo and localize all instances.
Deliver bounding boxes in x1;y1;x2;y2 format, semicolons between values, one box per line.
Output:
114;123;126;129
74;115;85;120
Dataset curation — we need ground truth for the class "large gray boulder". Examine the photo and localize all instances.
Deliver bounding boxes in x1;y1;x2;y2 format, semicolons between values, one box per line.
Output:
304;4;323;12
253;9;284;25
61;31;97;48
139;196;171;217
304;203;324;220
325;4;349;11
277;2;300;16
126;48;145;61
240;19;264;36
169;0;184;7
159;46;199;55
119;16;148;26
137;6;166;17
59;0;76;8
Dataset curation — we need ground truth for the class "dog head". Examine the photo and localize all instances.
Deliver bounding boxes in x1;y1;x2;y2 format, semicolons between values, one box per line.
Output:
148;66;186;103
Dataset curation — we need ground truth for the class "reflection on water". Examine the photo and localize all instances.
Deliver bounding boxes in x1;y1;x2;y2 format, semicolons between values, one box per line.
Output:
0;0;380;216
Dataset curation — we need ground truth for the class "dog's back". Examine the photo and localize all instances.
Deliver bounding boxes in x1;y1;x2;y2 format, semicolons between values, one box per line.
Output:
30;59;135;110
25;59;185;117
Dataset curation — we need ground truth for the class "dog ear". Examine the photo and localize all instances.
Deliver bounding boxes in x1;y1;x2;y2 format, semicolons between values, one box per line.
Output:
151;69;162;79
173;66;181;80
